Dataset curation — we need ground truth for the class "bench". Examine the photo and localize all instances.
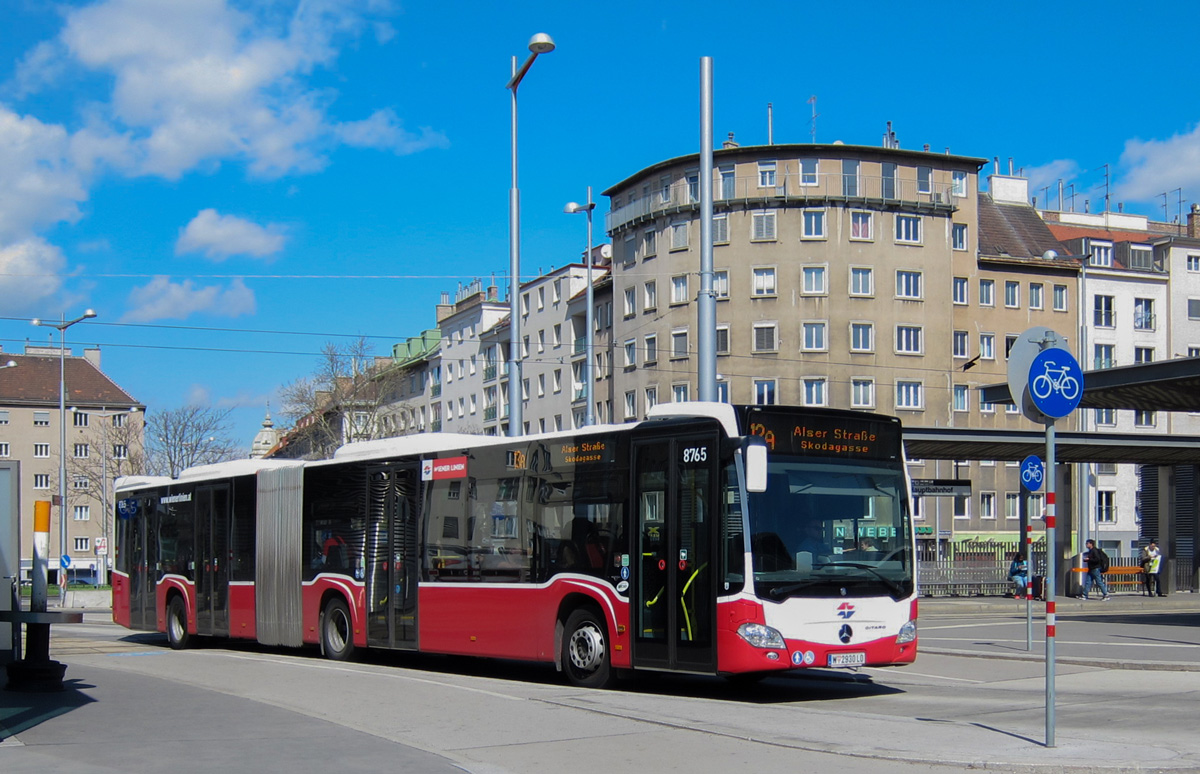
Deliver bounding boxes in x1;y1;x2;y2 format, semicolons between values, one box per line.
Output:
1070;565;1146;591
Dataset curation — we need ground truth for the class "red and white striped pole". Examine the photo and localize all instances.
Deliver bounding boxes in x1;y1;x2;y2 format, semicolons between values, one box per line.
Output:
30;500;51;613
1044;422;1057;747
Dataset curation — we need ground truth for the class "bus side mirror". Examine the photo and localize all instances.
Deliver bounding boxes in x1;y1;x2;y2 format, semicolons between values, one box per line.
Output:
744;438;768;493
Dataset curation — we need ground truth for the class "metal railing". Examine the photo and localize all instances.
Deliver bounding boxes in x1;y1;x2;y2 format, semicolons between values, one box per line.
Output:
607;171;958;232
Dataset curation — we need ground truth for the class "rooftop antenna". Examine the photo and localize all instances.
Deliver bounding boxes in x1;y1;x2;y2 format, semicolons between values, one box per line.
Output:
807;95;818;143
767;102;773;145
1159;191;1169;221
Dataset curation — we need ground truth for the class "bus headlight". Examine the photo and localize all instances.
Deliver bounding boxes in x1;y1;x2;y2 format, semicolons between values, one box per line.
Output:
897;620;917;644
737;622;786;649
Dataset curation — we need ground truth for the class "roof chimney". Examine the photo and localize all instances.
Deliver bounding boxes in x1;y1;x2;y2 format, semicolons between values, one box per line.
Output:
722;132;739;149
1188;203;1200;238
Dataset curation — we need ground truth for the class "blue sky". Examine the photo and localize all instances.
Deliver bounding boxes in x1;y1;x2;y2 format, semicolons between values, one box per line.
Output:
2;0;1199;448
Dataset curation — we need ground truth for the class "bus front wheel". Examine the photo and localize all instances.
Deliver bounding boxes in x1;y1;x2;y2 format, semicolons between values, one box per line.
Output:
321;597;356;661
166;596;191;650
562;608;612;689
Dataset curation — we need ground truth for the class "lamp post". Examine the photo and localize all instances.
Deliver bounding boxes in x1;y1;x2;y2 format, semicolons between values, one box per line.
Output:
506;32;556;437
565;188;596;426
81;406;140;587
33;309;97;602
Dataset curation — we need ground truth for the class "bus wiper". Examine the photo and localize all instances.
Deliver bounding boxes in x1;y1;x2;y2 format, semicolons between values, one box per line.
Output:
763;578;831;600
816;562;906;599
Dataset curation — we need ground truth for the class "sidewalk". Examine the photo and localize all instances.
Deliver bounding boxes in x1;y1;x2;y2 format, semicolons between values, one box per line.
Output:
921;590;1200;616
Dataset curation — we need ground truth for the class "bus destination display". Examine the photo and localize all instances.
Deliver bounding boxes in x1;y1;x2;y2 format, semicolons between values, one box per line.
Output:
743;408;900;460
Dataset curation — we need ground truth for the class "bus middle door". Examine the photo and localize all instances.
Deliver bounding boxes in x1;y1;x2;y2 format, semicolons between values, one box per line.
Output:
631;433;717;675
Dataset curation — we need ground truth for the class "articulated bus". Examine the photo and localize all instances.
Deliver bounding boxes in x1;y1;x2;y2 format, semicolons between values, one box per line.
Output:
112;403;916;687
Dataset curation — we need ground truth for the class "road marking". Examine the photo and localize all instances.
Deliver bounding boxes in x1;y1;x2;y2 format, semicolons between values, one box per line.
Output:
924;637;1200;649
921;622;1029;631
862;667;983;683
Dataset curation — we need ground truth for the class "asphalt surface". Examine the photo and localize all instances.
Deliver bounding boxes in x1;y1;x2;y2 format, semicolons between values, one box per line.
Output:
1;593;1198;774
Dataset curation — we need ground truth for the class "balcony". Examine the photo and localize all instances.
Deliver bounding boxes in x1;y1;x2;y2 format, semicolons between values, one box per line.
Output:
484;406;497;421
573;339;586;357
431;420;442;432
483;365;497;382
430;384;442;398
607;170;957;233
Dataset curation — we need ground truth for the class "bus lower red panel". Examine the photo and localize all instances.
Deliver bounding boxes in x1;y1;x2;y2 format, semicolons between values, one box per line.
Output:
228;582;256;640
111;570;130;628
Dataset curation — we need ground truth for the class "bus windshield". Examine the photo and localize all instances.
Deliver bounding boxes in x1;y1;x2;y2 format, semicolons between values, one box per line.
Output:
747;458;913;601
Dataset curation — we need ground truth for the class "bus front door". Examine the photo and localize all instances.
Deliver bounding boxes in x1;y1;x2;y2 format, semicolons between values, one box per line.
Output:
632;434;717;674
194;484;231;637
366;465;420;650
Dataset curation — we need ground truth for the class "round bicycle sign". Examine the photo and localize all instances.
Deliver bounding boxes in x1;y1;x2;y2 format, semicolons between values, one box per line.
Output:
1020;455;1045;491
1027;348;1083;418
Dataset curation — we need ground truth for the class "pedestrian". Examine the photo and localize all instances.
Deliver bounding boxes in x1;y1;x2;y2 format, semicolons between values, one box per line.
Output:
1007;551;1029;598
1080;539;1111;601
1142;540;1165;597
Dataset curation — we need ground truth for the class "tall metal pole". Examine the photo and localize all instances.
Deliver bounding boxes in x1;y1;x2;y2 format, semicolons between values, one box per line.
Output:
508;54;523;437
57;316;67;601
1045;421;1058;747
697;57;717;401
584;187;595;426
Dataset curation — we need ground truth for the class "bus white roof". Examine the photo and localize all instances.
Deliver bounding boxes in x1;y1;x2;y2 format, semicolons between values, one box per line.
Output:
114;475;175;493
176;458;303;482
646;401;739;437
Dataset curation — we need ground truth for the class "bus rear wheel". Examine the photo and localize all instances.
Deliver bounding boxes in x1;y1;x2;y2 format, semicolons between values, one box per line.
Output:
166;596;191;650
321;597;356;661
562;608;612;689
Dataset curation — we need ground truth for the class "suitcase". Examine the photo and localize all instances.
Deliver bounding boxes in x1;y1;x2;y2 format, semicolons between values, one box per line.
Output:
1031;575;1045;600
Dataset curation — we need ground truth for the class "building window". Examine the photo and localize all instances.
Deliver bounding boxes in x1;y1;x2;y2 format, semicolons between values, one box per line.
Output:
980;392;995;413
802;321;827;351
644;334;657;364
644;229;657;258
980;279;995;307
624;339;637;367
719;166;735;199
34;474;50;489
1029;283;1044;310
672;383;690;403
715;325;730;354
659;176;672;203
754;379;777;405
952;170;967;197
712;213;729;244
716;381;730;403
753;267;777;296
645;387;658;412
802;378;826;406
851;379;874;408
1134;298;1155;331
850;267;873;296
623;287;636;318
799;158;818;186
953;384;968;412
842;159;859;196
74;443;89;458
980;333;996;360
953;330;969;358
952;223;967;251
671;329;689;359
1005;493;1020;520
73;476;89;490
0;410;6;425
74;505;90;521
980;492;996;520
850;322;874;352
895;214;922;244
34;443;50;458
644;280;658;311
671;221;688;250
0;443;7;457
74;537;90;552
952;277;968;305
624;391;637;420
802;265;826;295
752;211;777;241
1188;254;1200;272
753;323;778;352
1053;284;1068;312
1090;242;1113;267
1135;347;1154;364
671;274;689;304
1094;295;1115;327
1094;407;1115;425
850;211;872;240
896;381;923;409
1135;410;1156;427
896;270;922;299
1094;344;1115;370
1096;490;1116;523
917;166;932;194
713;271;728;300
896;325;923;354
73;411;89;427
757;160;776;188
34;411;50;427
1005;280;1020;308
802;209;825;239
1190;299;1200;320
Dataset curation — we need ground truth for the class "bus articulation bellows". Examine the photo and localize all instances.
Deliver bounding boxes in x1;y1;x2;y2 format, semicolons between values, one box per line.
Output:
113;402;917;687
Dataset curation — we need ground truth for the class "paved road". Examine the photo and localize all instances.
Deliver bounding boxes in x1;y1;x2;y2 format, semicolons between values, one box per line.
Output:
2;600;1199;774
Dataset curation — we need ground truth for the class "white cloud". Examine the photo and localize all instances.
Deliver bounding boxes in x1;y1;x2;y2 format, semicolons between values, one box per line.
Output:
1021;159;1081;208
0;107;88;242
122;276;256;322
0;238;67;314
336;108;449;154
6;40;69;99
1118;125;1200;204
176;208;286;260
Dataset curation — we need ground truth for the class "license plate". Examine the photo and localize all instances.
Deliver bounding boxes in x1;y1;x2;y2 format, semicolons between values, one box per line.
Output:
827;651;866;668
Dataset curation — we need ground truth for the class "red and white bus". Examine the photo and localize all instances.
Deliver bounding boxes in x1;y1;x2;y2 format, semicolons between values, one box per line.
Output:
113;402;917;687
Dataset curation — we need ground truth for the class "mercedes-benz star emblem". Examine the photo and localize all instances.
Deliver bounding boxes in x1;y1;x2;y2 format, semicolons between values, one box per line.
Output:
838;624;853;644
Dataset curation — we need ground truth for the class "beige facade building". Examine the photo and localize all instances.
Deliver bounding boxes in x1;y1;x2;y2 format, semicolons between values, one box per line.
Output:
0;345;144;583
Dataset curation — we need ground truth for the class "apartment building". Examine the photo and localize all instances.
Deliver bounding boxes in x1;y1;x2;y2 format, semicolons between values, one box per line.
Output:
0;345;144;584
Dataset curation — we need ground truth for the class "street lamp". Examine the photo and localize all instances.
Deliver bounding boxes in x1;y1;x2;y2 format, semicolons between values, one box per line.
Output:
506;32;556;437
78;406;140;587
33;308;97;602
565;188;596;427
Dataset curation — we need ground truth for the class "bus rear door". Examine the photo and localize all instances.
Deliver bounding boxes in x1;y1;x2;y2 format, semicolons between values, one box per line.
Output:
194;484;231;637
365;464;420;650
631;432;718;674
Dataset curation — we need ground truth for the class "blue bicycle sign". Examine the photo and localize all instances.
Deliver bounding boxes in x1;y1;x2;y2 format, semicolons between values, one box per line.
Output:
1028;348;1083;418
1020;455;1045;491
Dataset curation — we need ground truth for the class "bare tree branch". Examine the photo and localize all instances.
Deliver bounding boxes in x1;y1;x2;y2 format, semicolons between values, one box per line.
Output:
145;405;241;477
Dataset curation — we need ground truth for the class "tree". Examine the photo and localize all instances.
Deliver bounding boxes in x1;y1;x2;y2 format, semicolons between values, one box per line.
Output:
277;337;406;459
146;404;242;477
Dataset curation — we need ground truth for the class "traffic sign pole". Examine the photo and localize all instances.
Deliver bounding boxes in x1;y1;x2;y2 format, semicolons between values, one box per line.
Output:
1045;421;1057;748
